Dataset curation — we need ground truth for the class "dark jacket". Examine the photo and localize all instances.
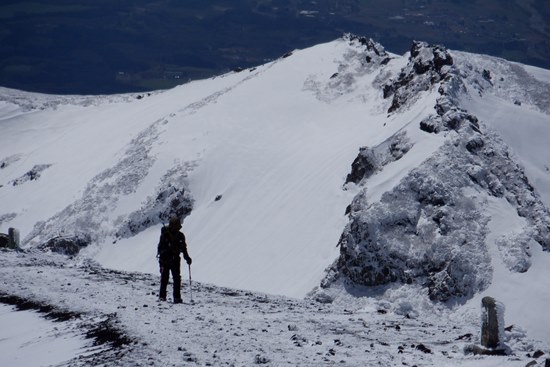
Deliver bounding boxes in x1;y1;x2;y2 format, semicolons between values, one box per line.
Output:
157;226;191;265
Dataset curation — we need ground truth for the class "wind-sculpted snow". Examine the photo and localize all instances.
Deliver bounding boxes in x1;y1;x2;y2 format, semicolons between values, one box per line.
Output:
303;34;392;103
23;120;163;248
0;213;16;226
0;154;22;170
453;52;550;114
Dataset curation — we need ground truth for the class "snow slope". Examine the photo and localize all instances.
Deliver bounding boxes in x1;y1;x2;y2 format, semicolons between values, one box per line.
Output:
0;37;443;298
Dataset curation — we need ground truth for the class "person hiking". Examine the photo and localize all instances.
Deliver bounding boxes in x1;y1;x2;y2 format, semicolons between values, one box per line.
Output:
157;216;192;303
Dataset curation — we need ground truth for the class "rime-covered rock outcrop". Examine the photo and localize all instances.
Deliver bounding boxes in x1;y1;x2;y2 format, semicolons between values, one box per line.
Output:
21;120;196;250
39;233;91;256
115;164;194;239
10;164;52;186
327;41;550;301
384;41;454;113
345;131;412;185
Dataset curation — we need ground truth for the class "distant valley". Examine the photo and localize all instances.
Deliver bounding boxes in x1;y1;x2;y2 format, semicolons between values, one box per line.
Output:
0;0;548;94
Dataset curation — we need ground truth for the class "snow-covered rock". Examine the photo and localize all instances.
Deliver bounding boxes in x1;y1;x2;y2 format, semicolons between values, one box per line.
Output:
329;39;550;302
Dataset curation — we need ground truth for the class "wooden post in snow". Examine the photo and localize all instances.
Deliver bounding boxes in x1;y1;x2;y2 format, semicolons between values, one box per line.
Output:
8;227;19;249
481;296;501;349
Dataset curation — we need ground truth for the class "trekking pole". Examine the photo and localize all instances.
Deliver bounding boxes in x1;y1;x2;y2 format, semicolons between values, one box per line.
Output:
188;264;193;303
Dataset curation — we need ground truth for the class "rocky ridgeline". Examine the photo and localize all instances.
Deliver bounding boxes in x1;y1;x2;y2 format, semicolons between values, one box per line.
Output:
327;41;550;301
303;34;392;102
383;41;453;113
344;34;391;67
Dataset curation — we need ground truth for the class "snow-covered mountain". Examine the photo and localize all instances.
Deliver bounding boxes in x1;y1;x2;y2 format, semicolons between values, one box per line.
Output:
1;34;550;365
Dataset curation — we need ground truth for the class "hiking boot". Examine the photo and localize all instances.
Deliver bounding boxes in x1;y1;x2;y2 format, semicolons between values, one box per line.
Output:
173;298;183;304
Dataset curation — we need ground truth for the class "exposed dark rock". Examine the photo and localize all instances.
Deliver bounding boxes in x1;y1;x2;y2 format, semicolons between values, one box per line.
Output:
415;343;432;354
345;131;412;185
345;34;391;66
0;233;9;248
39;233;91;256
254;354;270;364
384;41;453;113
313;292;333;304
464;344;507;356
10;164;52;186
482;69;492;82
427;267;457;301
466;137;485;153
346;147;377;185
86;316;134;348
533;350;545;359
456;333;473;341
420;116;441;134
0;293;80;322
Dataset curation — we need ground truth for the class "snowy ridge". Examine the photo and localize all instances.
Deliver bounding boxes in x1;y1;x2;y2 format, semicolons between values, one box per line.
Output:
1;34;550;364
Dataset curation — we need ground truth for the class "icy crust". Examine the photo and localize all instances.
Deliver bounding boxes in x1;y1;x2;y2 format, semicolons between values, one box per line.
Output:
0;250;544;367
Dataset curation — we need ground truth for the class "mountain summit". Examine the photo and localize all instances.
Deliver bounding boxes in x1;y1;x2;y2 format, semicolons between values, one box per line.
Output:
1;34;550;354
